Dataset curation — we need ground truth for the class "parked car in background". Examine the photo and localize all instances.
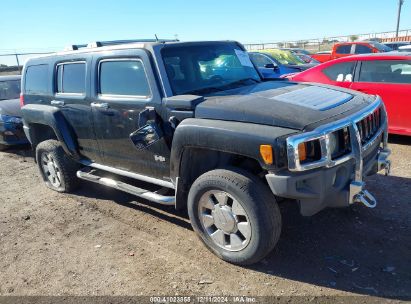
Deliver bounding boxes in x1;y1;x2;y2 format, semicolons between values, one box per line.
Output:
280;48;318;64
0;75;28;150
288;52;411;136
310;42;392;63
294;53;320;64
399;45;411;52
280;48;312;55
383;41;410;51
249;49;317;78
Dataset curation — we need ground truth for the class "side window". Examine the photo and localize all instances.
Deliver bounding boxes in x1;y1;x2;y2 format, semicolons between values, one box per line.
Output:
99;60;151;97
322;61;356;82
56;62;86;94
249;54;272;68
25;64;48;94
335;45;352;54
359;60;411;84
354;44;372;54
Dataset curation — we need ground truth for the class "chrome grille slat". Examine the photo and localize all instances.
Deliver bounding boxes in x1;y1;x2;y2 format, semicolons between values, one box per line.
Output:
356;107;381;146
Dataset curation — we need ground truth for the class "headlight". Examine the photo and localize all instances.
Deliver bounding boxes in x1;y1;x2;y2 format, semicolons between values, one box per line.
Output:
329;127;351;160
298;139;322;164
287;126;352;171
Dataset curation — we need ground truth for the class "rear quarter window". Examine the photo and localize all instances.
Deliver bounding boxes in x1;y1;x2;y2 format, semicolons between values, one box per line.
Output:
25;64;49;94
322;61;356;81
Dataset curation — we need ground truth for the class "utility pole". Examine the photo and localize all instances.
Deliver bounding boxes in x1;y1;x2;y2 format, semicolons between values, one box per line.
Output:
396;0;405;37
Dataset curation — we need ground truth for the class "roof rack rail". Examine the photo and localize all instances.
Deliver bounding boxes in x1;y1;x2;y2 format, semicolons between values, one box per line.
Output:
64;39;179;51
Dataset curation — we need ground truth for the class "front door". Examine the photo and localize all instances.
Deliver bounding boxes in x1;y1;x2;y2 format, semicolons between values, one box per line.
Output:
90;51;171;180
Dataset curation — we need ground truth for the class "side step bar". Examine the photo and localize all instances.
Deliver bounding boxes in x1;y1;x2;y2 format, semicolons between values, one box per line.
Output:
76;169;175;206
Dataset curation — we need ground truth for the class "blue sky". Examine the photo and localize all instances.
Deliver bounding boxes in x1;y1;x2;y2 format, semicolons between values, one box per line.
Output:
1;0;410;51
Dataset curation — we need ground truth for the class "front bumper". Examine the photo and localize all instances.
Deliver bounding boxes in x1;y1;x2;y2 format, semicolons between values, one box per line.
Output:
266;99;391;216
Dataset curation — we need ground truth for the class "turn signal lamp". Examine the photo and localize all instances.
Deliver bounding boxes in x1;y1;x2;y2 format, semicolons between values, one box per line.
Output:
298;142;307;162
260;145;273;165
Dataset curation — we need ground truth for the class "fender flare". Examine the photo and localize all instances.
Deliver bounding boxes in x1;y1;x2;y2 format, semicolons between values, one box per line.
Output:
170;118;295;183
22;104;80;159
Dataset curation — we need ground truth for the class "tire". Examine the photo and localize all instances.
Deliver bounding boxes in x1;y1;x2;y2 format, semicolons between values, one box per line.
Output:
187;168;282;265
35;140;80;192
0;144;7;151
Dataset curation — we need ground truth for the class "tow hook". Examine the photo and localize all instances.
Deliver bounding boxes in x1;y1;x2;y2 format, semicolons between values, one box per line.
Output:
349;181;377;208
353;189;377;208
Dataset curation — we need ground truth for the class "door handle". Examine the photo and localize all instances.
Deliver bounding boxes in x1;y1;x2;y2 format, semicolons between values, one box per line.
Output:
51;100;65;106
91;102;109;109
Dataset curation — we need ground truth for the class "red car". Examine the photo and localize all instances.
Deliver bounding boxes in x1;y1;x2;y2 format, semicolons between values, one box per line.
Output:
310;42;392;63
289;52;411;136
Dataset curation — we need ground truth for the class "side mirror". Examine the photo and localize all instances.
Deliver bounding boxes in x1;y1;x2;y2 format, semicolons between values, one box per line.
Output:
264;63;278;70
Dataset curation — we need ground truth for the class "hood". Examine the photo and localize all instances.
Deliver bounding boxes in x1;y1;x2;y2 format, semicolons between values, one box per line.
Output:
0;98;22;117
195;81;374;131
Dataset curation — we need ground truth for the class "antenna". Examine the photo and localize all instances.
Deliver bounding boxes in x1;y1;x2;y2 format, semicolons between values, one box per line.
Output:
155;34;159;42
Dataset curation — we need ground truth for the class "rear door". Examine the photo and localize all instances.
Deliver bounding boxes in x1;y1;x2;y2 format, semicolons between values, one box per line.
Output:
53;58;102;162
90;49;171;180
350;59;411;135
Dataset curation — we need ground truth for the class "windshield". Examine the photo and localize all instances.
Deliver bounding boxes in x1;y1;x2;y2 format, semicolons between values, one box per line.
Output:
161;43;261;95
0;80;21;100
371;42;393;52
261;49;306;65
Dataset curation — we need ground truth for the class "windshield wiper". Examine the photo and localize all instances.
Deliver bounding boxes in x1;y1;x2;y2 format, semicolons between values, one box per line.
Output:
182;78;261;96
216;78;261;91
230;78;261;85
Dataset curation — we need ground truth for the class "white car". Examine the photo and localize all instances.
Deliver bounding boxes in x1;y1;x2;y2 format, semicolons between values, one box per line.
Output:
398;45;411;52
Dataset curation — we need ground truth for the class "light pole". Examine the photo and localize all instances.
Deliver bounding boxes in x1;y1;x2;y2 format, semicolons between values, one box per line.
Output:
396;0;405;37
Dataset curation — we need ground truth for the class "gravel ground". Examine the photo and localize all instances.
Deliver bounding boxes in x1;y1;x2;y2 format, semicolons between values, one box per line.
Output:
0;136;410;301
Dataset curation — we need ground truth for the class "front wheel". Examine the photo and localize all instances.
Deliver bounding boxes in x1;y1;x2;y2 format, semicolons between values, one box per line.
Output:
187;168;282;265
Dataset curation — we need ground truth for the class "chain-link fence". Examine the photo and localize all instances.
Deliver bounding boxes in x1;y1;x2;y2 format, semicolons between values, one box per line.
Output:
243;29;411;52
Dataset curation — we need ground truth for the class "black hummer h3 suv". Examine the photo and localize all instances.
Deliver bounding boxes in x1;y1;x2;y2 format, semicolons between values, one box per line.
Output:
21;40;391;265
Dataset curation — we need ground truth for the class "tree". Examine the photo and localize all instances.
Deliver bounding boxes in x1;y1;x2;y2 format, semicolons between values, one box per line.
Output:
350;35;359;42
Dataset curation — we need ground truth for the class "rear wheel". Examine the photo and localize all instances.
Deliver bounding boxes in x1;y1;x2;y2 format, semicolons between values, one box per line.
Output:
36;140;80;192
188;168;282;265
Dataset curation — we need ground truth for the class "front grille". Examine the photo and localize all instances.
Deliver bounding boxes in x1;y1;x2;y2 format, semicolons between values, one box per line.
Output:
356;107;382;145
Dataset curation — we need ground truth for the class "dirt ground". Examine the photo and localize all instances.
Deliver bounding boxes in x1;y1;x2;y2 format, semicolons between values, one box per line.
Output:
0;136;410;301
